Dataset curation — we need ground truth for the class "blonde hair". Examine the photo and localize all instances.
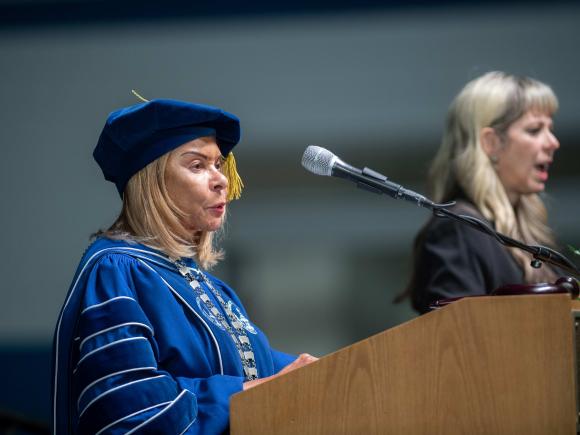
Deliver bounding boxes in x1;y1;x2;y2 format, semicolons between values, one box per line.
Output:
429;71;558;282
99;152;224;269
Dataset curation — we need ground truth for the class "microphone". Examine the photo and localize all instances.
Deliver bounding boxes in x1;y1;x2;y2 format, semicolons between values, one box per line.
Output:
301;145;580;278
301;145;435;209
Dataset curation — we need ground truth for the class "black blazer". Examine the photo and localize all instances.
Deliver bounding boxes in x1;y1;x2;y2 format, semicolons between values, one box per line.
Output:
409;200;523;314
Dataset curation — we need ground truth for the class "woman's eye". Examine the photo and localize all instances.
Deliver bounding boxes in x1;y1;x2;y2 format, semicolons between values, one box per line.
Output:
526;127;541;136
190;161;203;171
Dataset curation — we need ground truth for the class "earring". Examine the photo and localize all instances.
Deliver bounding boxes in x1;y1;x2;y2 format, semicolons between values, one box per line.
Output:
490;155;499;164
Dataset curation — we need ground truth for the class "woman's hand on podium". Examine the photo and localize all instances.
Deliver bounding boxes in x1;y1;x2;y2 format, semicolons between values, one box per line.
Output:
243;353;318;390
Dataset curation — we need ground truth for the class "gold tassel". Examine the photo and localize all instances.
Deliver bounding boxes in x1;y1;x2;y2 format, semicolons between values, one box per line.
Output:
223;152;244;201
131;89;149;103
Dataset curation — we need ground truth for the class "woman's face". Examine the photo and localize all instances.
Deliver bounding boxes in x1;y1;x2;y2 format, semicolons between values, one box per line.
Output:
493;110;560;203
165;136;228;233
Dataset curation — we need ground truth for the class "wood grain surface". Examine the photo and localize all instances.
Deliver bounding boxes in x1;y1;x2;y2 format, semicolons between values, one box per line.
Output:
231;294;576;434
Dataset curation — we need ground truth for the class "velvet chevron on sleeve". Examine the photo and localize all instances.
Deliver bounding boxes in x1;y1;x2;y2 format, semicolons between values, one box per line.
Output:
52;238;295;434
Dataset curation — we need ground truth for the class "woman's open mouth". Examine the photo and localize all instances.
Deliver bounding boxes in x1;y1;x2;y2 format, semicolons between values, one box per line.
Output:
535;162;550;181
207;203;226;215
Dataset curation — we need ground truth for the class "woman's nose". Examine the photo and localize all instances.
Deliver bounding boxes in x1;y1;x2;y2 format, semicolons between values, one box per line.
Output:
546;130;560;152
210;167;228;192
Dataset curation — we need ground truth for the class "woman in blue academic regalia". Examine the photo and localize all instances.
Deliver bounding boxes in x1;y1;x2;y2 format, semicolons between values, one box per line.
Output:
52;98;317;434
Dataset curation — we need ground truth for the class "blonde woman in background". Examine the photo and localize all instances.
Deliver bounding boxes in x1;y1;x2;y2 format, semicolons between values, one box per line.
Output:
405;71;561;314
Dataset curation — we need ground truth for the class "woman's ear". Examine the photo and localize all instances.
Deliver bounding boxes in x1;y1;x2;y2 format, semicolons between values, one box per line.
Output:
480;127;500;160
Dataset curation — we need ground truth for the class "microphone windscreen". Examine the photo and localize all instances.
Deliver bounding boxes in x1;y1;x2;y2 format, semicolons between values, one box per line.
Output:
301;145;336;176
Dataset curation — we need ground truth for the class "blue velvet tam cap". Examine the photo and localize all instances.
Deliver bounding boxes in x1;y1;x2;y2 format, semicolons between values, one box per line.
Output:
93;98;241;196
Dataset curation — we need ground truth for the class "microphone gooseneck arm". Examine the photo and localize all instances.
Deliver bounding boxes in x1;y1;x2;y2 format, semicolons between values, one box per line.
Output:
431;204;580;277
338;164;579;275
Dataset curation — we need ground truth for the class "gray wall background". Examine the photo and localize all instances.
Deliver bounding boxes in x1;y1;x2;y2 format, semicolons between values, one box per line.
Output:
1;2;579;422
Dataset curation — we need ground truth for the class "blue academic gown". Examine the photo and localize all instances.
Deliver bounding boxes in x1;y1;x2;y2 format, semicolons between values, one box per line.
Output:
52;238;295;434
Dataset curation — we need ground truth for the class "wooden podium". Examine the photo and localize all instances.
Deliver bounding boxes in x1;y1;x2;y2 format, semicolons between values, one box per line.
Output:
231;294;577;434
